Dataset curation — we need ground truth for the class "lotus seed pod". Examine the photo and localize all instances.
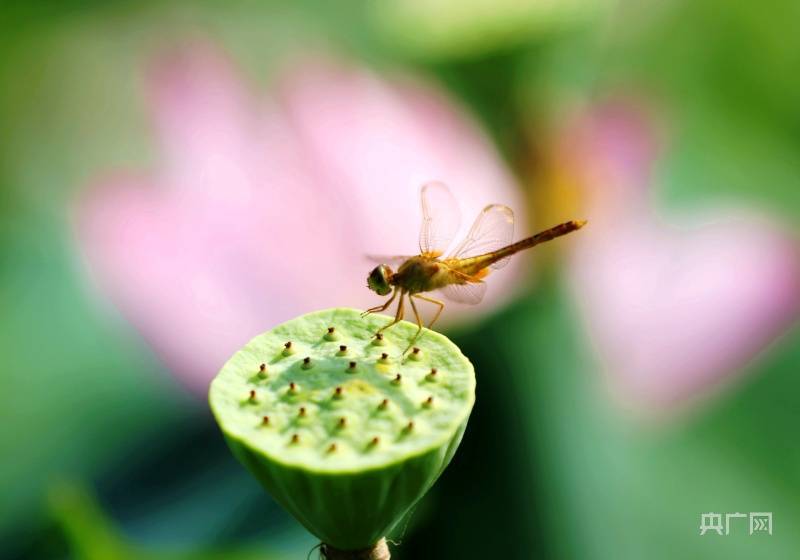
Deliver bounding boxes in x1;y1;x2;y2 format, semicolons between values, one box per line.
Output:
209;308;475;554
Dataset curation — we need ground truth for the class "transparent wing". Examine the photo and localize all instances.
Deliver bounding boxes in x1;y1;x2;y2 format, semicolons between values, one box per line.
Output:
365;254;413;266
448;204;515;269
419;181;461;256
439;281;487;305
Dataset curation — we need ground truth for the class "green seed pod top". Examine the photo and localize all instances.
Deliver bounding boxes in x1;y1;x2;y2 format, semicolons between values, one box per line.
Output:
209;308;475;551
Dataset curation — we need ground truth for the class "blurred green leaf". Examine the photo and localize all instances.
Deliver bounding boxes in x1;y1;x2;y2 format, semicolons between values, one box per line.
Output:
48;481;292;560
0;214;195;542
369;0;609;61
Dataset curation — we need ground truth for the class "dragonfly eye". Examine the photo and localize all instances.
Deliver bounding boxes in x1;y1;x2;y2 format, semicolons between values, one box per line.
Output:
367;265;392;296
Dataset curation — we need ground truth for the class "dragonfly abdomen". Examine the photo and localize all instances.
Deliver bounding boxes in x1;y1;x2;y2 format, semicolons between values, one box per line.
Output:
452;219;587;277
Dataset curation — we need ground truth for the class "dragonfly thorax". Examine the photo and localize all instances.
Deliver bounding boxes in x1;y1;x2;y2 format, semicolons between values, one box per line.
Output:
393;256;450;295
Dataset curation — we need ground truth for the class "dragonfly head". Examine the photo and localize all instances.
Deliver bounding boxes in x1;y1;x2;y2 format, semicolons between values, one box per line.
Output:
367;264;394;296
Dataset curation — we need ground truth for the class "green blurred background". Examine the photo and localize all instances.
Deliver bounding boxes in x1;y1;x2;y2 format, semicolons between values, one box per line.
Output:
2;1;798;559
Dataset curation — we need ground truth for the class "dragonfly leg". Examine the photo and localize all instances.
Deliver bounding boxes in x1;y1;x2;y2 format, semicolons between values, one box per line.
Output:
361;287;398;318
402;295;425;353
376;292;405;334
413;293;445;330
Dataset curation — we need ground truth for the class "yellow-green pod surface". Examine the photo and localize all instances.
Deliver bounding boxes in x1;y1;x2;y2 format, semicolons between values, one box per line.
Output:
209;308;475;551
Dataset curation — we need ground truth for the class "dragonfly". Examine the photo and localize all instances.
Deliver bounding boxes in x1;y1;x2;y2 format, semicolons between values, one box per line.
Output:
364;181;586;350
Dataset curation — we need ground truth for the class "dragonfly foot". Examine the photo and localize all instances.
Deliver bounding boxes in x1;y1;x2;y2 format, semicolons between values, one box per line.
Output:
401;335;422;356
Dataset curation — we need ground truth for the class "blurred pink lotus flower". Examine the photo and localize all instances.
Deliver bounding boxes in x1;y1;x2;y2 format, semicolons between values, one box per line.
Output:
74;43;525;393
563;102;800;409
